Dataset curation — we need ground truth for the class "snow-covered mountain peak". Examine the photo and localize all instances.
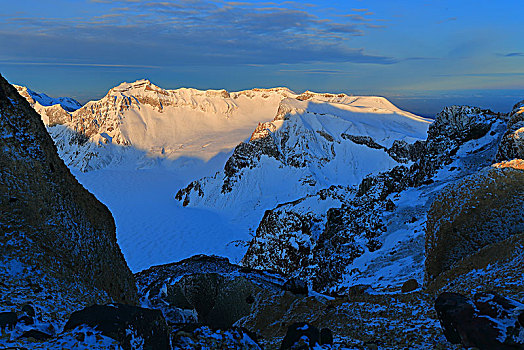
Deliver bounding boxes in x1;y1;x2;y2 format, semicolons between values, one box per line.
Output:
110;79;155;93
13;84;82;112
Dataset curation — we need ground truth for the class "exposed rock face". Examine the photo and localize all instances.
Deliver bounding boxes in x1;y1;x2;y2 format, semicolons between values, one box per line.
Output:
241;185;353;279
435;292;524;349
242;104;507;292
0;73;137;311
242;165;411;291
409;105;502;185
310;166;410;290
425;166;524;282
279;322;331;349
497;100;524;162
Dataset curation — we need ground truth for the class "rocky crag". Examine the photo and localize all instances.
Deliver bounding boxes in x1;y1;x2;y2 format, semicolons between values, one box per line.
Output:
0;73;138;348
239;104;509;292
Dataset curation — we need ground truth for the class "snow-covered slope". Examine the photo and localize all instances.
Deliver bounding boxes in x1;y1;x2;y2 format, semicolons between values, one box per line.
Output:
176;95;431;228
49;80;297;171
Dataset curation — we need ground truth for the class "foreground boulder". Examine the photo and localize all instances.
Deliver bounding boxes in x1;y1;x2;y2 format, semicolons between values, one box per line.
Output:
435;292;524;349
0;312;17;330
0;72;137;309
172;325;262;349
64;303;170;350
280;322;333;349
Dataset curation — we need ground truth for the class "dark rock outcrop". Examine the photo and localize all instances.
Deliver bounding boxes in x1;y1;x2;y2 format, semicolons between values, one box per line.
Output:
280;322;320;350
401;279;419;293
0;73;137;305
496;100;524;162
409;105;502;185
18;330;53;341
310;166;409;290
280;322;333;350
282;277;308;295
435;292;524;349
135;255;285;328
0;312;17;330
64;304;170;350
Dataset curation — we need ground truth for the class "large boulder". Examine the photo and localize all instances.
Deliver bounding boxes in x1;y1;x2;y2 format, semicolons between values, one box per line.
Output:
135;255;285;329
0;73;136;314
169;273;262;329
435;292;524;349
64;303;170;350
0;312;17;330
279;322;333;350
425;166;524;282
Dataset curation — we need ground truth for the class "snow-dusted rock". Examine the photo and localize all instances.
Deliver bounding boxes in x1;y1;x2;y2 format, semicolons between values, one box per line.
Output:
409;105;502;185
0;73;137;320
242;103;509;292
496;99;524;162
435;291;524;349
135;255;285;328
64;303;170;350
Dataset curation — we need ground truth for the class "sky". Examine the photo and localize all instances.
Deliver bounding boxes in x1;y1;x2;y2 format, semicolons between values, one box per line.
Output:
1;0;523;116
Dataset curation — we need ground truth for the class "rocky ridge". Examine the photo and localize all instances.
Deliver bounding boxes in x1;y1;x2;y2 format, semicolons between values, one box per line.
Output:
239;104;508;292
175;95;431;232
497;100;524;162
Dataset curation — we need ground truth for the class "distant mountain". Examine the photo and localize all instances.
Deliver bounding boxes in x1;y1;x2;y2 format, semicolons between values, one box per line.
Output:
16;80;304;171
14;84;82;112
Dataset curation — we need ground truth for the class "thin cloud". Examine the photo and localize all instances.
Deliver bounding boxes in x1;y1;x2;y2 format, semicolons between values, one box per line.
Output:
501;52;524;57
436;17;457;24
0;0;395;67
436;72;524;77
0;61;160;68
279;69;354;75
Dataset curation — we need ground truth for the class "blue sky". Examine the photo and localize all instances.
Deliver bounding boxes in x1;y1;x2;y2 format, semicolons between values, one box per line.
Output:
1;0;523;115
